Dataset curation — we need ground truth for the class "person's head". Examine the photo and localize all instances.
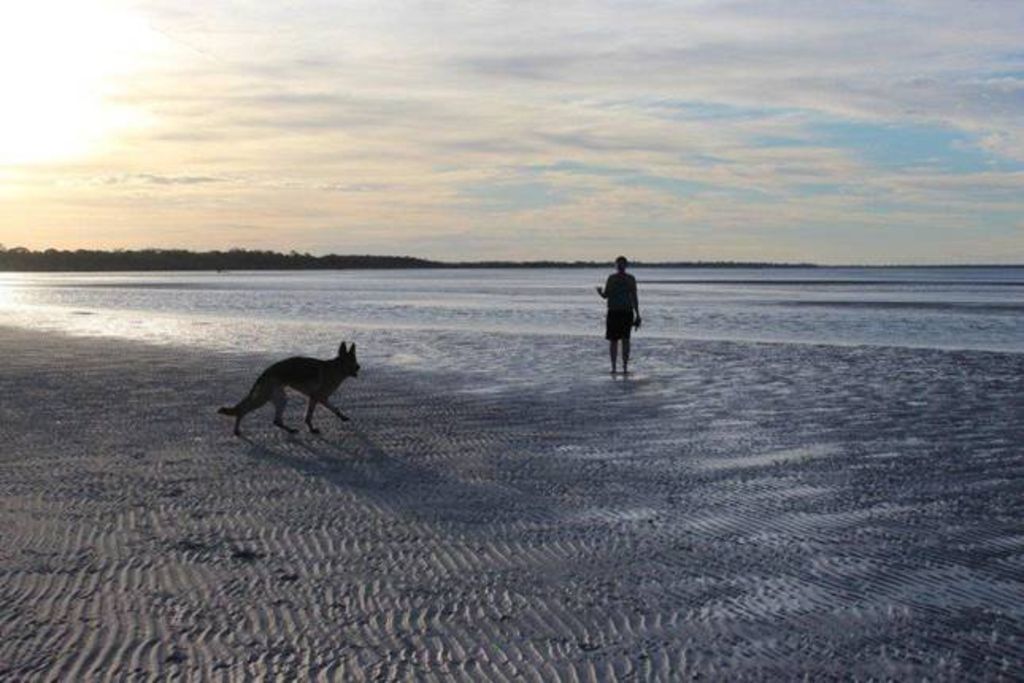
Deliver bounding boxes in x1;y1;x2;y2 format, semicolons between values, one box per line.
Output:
615;255;628;273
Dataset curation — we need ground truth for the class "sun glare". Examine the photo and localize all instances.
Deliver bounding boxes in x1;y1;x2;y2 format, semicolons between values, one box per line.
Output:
0;2;159;165
0;274;18;309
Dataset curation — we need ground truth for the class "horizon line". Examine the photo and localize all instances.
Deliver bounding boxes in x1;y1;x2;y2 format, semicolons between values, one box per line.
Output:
0;246;1021;270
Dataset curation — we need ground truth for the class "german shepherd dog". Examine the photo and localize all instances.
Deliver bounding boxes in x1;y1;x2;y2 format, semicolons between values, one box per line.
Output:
218;342;360;436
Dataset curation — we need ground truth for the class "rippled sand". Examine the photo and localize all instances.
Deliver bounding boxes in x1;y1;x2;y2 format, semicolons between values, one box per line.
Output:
0;327;1021;680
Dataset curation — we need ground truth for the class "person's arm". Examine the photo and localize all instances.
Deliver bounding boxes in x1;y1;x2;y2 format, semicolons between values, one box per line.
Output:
595;275;610;298
630;276;641;328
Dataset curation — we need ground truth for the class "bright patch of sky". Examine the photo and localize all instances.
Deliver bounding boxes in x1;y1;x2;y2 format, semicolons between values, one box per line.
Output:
0;0;1022;263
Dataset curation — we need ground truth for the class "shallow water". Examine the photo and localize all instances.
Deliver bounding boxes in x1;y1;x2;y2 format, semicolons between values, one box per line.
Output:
1;267;1021;393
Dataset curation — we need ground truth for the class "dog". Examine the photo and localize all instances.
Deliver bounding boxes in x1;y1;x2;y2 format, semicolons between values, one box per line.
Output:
218;341;360;436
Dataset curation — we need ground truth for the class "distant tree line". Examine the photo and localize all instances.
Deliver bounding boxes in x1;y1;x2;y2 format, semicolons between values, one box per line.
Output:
0;247;437;271
0;246;816;271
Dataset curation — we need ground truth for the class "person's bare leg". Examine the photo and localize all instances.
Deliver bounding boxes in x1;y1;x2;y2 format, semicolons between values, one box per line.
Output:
622;339;630;375
609;339;618;374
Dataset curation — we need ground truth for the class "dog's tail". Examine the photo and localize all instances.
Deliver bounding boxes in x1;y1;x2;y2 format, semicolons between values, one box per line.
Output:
218;374;272;418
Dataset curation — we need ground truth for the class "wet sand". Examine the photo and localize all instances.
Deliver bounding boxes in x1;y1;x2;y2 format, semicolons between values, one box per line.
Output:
0;326;1021;680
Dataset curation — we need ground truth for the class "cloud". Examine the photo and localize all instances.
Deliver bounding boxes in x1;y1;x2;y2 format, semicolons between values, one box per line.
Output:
4;0;1023;262
118;173;225;185
457;53;584;81
459;180;575;212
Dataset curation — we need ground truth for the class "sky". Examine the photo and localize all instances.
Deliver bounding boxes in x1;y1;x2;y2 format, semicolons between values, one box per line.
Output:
1;0;1022;263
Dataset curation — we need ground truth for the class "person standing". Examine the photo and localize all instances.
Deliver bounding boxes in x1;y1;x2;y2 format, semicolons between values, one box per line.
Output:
596;255;641;374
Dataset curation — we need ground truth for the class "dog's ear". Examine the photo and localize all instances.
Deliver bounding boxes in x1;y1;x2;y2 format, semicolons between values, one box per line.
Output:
338;341;348;355
349;343;356;355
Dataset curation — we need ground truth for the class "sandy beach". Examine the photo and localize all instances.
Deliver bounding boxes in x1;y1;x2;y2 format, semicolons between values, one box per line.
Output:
1;325;1022;680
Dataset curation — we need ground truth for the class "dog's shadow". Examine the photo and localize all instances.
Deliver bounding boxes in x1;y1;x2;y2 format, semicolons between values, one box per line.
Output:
240;427;434;487
238;428;534;525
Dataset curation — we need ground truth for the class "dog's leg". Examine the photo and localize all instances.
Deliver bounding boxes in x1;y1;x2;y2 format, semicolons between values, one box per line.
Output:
271;387;297;434
304;397;321;434
321;398;350;422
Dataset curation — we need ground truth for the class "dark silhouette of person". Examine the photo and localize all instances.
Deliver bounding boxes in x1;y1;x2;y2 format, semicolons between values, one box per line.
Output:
596;255;641;374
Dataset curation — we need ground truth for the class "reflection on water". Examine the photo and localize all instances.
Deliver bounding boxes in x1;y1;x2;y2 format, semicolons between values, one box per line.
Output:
0;276;15;309
1;267;1022;365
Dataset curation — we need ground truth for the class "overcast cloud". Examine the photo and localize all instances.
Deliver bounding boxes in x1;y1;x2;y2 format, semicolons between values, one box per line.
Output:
2;0;1022;262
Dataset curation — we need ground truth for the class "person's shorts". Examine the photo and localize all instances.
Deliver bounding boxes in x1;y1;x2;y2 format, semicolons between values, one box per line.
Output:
606;309;634;340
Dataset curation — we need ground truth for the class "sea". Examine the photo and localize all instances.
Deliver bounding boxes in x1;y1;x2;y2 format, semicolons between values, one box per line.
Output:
1;265;1021;397
1;266;1020;369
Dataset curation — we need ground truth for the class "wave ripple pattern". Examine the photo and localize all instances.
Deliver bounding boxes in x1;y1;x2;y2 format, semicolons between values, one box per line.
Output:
0;328;1021;680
